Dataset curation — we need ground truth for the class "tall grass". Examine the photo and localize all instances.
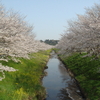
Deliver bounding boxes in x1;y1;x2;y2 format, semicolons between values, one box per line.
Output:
60;53;100;100
0;50;51;100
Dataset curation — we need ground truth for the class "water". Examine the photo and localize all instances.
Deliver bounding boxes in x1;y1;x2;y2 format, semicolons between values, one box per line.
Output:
43;51;84;100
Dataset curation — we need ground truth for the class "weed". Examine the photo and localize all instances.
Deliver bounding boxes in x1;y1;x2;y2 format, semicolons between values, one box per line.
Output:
60;53;100;100
0;49;51;100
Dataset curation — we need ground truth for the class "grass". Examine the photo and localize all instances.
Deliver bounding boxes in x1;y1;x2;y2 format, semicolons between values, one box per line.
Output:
59;53;100;100
0;49;51;100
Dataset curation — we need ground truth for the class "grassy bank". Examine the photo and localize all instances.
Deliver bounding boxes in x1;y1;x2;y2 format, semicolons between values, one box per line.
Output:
0;50;51;100
58;53;100;100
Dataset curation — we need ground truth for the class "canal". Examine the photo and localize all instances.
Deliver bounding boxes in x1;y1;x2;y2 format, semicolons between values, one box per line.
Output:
43;51;84;100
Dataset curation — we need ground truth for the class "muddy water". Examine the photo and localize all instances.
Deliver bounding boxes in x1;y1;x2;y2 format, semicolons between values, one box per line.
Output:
43;51;84;100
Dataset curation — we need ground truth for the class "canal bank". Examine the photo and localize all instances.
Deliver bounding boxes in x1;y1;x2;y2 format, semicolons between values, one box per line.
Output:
0;50;52;100
57;51;100;100
43;51;85;100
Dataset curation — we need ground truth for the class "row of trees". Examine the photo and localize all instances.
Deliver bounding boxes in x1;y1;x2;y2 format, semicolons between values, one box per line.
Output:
40;39;59;45
57;4;100;57
0;4;52;80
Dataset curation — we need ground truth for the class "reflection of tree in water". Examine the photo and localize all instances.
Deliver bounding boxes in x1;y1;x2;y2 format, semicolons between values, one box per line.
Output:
57;88;72;100
66;83;83;99
58;62;83;100
58;62;67;74
58;62;71;83
57;87;83;100
50;51;58;58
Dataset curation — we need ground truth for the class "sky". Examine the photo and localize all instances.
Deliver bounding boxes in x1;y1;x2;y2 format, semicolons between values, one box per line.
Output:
1;0;100;40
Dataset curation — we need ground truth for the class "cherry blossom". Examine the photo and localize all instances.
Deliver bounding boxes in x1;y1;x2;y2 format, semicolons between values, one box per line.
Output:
57;4;100;57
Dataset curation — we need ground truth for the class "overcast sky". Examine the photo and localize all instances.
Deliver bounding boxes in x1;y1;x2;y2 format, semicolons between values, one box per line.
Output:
1;0;100;40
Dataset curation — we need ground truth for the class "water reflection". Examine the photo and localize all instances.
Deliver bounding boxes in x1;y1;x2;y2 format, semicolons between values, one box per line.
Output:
43;51;84;100
57;88;72;100
58;62;71;83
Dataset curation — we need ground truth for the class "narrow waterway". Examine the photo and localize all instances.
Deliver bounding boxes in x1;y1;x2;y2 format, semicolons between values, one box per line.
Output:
43;51;84;100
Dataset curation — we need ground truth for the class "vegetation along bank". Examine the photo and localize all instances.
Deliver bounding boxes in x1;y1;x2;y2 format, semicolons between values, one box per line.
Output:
58;52;100;100
0;50;51;100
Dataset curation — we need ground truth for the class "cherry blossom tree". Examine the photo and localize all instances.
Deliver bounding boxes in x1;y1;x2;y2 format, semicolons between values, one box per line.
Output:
57;4;100;57
0;4;52;80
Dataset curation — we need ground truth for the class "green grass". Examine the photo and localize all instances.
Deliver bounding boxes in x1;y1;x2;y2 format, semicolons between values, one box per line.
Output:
59;53;100;100
0;49;51;100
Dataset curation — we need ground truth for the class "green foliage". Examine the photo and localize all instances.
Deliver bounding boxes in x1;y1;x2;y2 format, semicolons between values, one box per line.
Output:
40;39;59;45
0;49;51;100
60;53;100;100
